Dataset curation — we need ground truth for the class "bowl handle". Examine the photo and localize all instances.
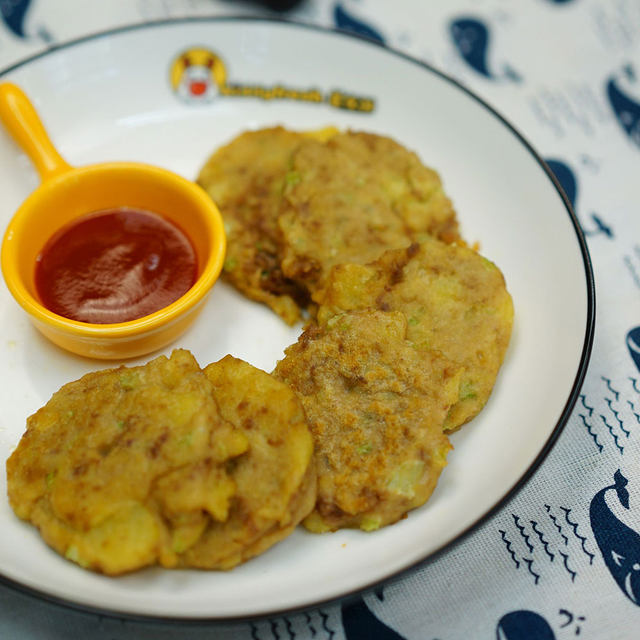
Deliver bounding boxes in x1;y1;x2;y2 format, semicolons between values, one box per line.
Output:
0;82;73;182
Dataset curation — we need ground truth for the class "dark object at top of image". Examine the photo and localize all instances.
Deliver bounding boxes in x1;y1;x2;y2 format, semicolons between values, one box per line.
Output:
228;0;305;11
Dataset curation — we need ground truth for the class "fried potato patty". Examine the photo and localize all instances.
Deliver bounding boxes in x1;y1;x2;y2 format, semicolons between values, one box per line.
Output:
178;355;316;569
274;310;461;532
278;131;460;296
197;126;337;325
6;350;248;575
315;238;514;431
197;127;308;325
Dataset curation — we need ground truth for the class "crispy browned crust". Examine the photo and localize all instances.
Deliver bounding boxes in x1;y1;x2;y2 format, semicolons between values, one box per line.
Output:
278;131;460;296
274;310;460;532
315;237;514;431
7;351;316;574
197;127;311;325
177;355;316;569
6;350;249;575
197;128;460;323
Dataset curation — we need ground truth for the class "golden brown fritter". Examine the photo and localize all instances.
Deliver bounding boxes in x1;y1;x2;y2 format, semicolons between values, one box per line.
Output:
197;126;337;325
6;350;248;575
178;355;316;569
278;131;460;296
7;351;317;574
274;310;461;532
315;237;514;431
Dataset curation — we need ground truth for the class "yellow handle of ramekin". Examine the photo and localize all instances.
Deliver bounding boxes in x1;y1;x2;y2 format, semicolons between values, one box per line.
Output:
0;82;72;182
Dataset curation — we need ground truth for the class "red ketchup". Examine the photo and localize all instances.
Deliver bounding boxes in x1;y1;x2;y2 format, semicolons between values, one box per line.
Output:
35;208;197;324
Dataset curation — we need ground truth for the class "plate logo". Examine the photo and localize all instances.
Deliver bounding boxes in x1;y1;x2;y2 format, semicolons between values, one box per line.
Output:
170;47;227;102
170;46;375;112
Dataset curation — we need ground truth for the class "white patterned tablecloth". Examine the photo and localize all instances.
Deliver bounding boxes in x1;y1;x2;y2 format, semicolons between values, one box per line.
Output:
0;1;639;638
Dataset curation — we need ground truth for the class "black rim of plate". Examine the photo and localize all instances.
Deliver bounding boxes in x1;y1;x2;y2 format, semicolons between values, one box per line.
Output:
0;15;596;625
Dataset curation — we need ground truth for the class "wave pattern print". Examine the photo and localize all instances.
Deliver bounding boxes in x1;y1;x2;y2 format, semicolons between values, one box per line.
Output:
500;529;521;569
603;376;633;453
544;158;613;238
560;508;595;565
499;501;595;587
523;557;541;585
449;16;521;82
628;376;640;426
250;609;338;639
505;515;540;584
606;397;631;437
627;397;640;424
579;394;594;417
557;550;577;582
545;505;569;546
606;65;640;148
545;504;578;582
531;520;555;563
602;376;620;401
579;376;637;455
579;412;604;453
319;610;335;638
600;413;625;454
496;610;556;640
513;514;534;554
333;3;385;44
590;470;640;605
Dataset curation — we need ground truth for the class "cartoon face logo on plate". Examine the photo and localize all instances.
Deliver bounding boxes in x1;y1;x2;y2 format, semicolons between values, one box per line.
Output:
170;47;227;102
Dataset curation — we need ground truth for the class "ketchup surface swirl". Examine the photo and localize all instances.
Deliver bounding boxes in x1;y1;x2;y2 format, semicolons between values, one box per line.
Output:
35;208;198;324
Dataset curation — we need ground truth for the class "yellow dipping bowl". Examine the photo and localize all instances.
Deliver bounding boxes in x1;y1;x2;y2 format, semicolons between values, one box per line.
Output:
0;83;226;360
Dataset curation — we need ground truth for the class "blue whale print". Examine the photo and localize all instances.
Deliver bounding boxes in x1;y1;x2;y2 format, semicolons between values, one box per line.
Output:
607;74;640;147
590;470;640;605
627;328;640;372
341;596;405;639
0;0;32;37
545;159;577;209
496;610;556;640
334;3;385;44
450;17;521;82
545;158;613;238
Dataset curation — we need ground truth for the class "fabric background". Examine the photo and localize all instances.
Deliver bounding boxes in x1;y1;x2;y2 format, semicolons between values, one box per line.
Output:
1;1;639;638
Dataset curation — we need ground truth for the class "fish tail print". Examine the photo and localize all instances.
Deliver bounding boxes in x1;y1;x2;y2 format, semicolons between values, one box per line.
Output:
1;0;32;37
606;75;640;148
333;3;385;44
341;596;405;639
503;64;522;83
613;469;630;507
589;214;613;238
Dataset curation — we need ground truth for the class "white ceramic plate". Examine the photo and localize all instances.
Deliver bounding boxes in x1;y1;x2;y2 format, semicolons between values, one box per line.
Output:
0;18;594;620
